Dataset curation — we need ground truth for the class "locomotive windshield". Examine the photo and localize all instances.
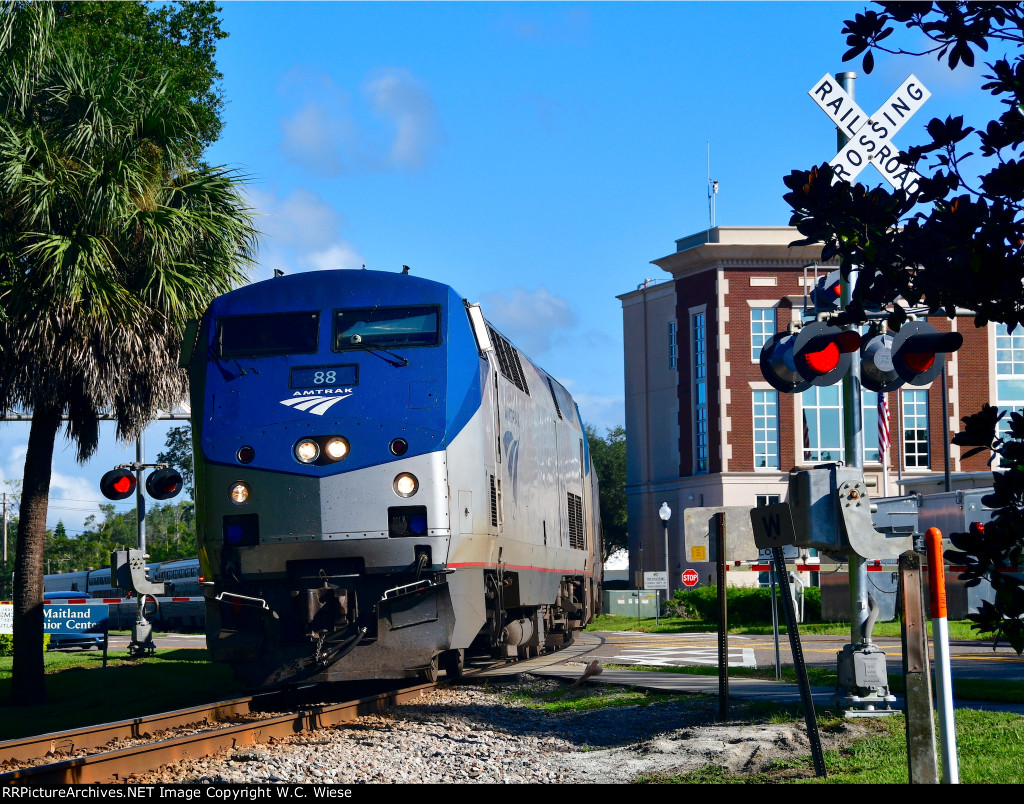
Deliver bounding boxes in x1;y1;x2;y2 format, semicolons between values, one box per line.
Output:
333;306;440;350
216;311;320;358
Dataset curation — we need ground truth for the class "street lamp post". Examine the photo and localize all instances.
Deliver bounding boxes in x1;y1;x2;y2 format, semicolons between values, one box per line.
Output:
659;502;671;623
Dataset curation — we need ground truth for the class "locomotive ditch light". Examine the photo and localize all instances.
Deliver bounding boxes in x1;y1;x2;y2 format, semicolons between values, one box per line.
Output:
294;438;319;464
860;330;903;393
100;468;137;501
891;321;964;386
145;467;184;501
229;482;251;505
394;472;419;497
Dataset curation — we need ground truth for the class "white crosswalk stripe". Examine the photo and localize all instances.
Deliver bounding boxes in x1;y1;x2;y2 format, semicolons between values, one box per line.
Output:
609;645;757;668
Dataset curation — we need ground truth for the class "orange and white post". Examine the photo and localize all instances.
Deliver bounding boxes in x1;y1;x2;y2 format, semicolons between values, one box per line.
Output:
925;527;959;784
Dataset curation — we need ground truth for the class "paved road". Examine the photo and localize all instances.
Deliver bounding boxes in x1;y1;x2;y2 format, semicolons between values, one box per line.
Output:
98;629;1023;686
576;630;1024;684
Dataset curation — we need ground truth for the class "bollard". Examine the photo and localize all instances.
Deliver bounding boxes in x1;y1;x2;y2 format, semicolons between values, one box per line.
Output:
925;527;959;784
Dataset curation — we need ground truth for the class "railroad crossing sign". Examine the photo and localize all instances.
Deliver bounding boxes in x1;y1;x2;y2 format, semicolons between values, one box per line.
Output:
682;568;699;587
809;73;930;192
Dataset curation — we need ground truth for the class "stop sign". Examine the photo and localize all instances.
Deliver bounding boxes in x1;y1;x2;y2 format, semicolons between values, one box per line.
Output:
682;568;699;587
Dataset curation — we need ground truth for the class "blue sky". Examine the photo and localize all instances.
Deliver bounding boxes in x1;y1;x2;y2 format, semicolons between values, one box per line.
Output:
0;1;1005;537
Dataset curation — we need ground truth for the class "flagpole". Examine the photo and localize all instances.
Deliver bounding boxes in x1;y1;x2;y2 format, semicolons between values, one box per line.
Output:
879;393;891;498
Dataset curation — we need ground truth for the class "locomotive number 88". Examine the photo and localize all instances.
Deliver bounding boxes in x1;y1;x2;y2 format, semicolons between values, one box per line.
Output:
182;269;602;686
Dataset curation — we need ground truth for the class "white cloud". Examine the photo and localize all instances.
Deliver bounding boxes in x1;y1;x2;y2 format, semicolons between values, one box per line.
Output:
307;243;365;272
248;187;364;279
479;286;577;356
278;67;442;175
364;68;442;171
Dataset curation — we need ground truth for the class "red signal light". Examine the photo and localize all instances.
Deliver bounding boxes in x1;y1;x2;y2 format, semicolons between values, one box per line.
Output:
100;468;137;501
891;321;963;386
145;467;184;501
903;351;935;374
969;521;985;536
803;341;840;375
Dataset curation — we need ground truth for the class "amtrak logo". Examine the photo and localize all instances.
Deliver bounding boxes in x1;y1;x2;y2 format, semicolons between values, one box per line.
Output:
280;391;352;416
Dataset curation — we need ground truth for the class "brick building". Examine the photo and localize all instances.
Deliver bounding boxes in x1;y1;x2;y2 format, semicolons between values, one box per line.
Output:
619;226;995;594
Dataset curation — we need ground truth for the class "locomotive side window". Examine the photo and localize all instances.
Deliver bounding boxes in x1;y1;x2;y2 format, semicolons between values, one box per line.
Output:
217;311;320;358
333;306;440;350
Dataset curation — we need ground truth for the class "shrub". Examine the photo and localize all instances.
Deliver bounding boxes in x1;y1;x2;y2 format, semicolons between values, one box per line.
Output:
0;633;50;656
669;584;824;625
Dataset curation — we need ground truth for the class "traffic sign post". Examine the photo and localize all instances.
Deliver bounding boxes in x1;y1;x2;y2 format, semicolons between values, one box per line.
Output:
643;572;667;625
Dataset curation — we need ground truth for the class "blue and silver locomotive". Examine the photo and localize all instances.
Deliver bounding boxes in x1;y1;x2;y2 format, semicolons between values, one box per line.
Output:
183;269;601;686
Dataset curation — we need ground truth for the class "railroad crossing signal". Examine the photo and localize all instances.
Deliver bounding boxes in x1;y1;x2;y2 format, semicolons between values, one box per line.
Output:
809;270;842;312
759;321;861;393
100;465;184;501
859;328;902;393
809;73;930;191
890;321;964;386
99;468;136;501
145;467;184;501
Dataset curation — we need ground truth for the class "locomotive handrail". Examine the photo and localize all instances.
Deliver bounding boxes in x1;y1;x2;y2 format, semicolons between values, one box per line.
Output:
215;591;270;610
382;579;436;600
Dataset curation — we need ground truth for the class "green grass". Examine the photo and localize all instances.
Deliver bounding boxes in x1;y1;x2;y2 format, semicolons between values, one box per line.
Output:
500;683;688;713
636;710;1024;783
588;614;990;642
0;648;244;741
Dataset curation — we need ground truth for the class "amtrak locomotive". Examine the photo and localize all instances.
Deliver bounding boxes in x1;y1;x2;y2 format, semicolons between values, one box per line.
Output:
183;269;601;686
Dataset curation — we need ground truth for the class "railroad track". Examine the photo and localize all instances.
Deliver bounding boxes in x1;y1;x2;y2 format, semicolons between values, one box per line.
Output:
0;681;445;784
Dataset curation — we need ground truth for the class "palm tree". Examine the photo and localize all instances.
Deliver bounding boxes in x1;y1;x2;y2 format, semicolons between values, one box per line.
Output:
0;5;258;702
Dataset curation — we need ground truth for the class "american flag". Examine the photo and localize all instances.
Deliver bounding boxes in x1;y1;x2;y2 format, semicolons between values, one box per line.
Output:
878;393;890;457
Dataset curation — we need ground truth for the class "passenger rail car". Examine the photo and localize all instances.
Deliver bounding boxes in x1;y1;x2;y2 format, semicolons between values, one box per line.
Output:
183;269;602;686
43;559;205;632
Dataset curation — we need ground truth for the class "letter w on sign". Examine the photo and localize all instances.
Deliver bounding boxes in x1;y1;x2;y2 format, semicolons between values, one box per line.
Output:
809;73;930;192
750;502;796;550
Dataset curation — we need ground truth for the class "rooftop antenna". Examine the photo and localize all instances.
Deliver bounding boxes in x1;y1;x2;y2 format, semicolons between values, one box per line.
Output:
707;142;718;236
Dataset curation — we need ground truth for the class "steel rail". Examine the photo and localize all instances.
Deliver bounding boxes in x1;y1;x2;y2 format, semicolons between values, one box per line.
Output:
0;695;255;766
0;682;440;784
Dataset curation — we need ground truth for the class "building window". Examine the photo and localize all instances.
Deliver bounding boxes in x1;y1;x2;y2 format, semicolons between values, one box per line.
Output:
750;307;776;362
668;320;677;370
996;324;1024;445
753;390;779;469
755;494;780;507
692;310;708;474
902;389;929;468
800;385;844;463
862;394;880;464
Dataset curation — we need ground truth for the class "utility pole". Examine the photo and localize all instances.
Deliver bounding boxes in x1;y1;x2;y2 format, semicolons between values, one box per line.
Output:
2;492;8;564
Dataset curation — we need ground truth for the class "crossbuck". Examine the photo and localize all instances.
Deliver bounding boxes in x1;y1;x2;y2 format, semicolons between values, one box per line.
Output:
809;73;930;193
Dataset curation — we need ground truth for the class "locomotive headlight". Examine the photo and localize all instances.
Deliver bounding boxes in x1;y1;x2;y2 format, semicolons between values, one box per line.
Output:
324;437;349;461
229;482;251;505
294;439;319;463
393;472;419;498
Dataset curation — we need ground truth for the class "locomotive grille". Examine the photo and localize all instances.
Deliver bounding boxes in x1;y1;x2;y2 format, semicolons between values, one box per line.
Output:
546;377;563;420
567;492;584;550
488;327;530;395
489;474;498;527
